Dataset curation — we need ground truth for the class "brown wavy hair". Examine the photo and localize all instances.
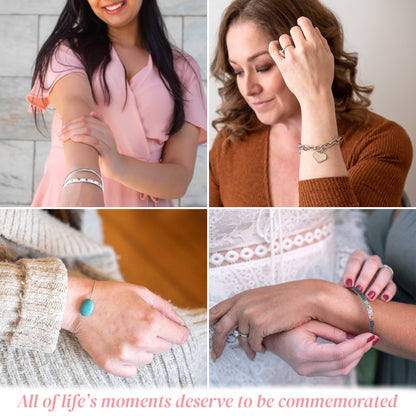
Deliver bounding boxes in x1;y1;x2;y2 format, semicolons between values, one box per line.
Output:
211;0;373;141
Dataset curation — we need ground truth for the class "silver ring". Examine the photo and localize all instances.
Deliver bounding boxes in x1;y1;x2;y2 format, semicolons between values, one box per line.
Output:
232;330;248;338
381;264;394;277
279;44;293;57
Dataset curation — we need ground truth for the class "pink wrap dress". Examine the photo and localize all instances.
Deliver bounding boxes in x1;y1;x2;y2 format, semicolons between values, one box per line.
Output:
28;44;207;207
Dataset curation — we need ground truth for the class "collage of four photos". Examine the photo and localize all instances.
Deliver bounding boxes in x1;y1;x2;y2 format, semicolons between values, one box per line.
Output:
0;0;416;398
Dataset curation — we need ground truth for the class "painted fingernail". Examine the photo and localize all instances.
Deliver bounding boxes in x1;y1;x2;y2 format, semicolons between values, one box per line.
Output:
346;279;353;287
367;335;375;343
346;333;355;339
356;285;363;292
367;291;376;300
372;337;380;347
211;350;217;363
382;294;389;301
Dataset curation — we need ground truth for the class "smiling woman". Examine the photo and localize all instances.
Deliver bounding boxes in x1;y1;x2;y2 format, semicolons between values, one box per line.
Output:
28;0;207;207
209;0;412;207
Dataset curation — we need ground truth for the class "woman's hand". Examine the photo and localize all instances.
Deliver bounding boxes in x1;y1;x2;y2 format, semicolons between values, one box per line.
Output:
59;112;122;179
263;320;378;377
63;277;189;378
341;250;396;301
268;16;334;105
210;280;321;360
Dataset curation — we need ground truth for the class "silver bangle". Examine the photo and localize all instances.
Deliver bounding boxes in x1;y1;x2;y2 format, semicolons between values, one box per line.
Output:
64;168;102;184
297;136;343;163
62;178;104;192
350;287;374;333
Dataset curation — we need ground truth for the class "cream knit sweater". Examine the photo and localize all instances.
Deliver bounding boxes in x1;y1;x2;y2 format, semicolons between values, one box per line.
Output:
0;209;206;387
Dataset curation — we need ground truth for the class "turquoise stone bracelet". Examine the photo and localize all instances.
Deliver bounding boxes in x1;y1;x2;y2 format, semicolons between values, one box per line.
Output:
72;281;96;333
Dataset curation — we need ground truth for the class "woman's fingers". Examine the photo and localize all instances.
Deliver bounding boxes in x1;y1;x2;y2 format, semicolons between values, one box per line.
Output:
209;297;235;325
293;321;378;377
342;250;395;301
236;322;256;361
237;333;256;361
211;313;237;360
247;325;267;354
150;311;189;345
355;255;382;293
302;333;377;377
379;279;396;302
137;286;186;326
289;25;306;47
297;16;317;41
342;250;367;287
268;41;284;65
364;266;395;301
67;134;108;155
58;115;107;142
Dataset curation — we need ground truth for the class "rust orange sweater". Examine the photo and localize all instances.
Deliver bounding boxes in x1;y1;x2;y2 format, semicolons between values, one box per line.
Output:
209;112;413;207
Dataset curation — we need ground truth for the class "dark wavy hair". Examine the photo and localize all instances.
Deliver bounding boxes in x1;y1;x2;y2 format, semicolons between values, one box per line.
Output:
211;0;373;141
32;0;184;135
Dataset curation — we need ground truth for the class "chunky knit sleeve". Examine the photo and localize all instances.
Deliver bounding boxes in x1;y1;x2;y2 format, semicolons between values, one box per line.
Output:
299;113;413;207
0;252;67;353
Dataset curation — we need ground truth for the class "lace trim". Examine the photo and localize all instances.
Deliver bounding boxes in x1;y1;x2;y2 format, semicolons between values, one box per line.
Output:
209;221;332;268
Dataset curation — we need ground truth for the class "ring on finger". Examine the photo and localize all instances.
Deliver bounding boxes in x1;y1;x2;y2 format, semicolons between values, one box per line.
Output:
279;43;294;57
381;264;394;277
232;330;248;338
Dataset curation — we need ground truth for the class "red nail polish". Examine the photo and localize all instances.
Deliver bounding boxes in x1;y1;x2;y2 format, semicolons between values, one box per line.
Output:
367;335;375;343
346;333;355;339
356;285;363;292
367;291;376;300
346;279;353;287
382;294;389;301
372;337;380;346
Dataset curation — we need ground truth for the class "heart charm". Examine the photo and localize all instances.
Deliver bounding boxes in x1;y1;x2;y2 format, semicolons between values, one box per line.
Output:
313;151;327;163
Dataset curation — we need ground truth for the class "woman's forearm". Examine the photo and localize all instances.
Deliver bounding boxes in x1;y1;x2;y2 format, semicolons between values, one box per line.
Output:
111;123;199;199
113;155;194;199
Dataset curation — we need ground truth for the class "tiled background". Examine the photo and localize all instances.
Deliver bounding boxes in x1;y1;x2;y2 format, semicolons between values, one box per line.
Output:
0;0;207;207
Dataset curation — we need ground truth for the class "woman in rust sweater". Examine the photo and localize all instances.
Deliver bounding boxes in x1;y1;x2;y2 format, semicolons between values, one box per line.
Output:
209;0;412;207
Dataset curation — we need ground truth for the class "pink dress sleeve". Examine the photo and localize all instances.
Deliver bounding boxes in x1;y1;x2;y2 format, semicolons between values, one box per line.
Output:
27;43;87;113
175;53;207;144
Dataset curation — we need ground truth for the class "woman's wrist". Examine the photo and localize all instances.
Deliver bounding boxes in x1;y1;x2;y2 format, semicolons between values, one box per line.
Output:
299;88;334;114
311;280;373;334
61;276;96;332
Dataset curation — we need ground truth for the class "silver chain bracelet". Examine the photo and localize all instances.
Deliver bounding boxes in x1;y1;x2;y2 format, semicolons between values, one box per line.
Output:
297;136;343;163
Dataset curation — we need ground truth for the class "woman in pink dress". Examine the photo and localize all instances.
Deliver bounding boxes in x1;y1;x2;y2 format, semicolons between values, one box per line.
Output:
28;0;207;207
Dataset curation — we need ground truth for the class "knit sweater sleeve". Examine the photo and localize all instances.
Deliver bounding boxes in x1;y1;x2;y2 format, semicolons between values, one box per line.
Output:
0;255;67;353
209;135;224;207
299;115;413;207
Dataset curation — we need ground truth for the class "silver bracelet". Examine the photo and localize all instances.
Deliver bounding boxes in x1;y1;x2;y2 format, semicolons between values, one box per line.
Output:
297;136;343;163
62;178;104;192
64;168;103;184
349;287;374;333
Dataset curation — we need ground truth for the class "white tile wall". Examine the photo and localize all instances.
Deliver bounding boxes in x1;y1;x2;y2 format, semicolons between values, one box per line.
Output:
0;0;207;207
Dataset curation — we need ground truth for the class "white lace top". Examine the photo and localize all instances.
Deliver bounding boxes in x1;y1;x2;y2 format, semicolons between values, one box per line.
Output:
209;209;369;386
